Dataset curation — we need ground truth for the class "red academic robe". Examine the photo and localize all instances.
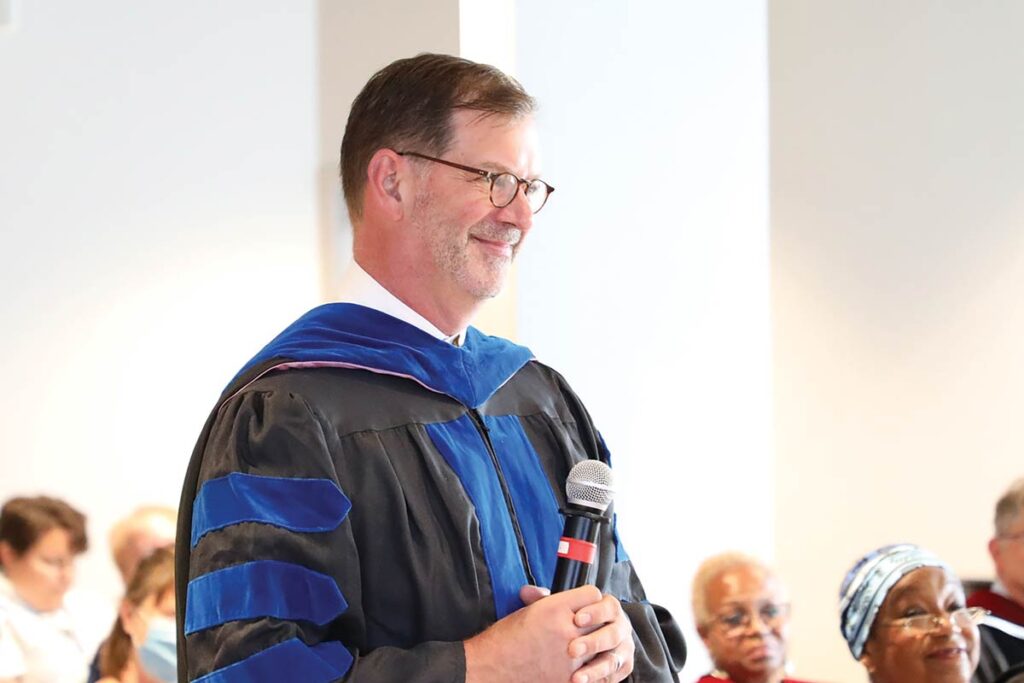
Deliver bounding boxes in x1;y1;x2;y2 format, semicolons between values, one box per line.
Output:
969;588;1024;626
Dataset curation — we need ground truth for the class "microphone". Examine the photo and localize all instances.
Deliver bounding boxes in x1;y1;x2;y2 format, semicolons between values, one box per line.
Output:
551;460;615;593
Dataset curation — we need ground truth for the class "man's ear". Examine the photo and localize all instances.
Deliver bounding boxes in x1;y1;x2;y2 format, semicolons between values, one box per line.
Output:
365;149;409;221
989;537;1001;565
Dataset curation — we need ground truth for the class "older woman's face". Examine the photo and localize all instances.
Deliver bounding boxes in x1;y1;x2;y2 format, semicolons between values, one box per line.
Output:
862;566;979;683
0;527;76;612
700;564;789;683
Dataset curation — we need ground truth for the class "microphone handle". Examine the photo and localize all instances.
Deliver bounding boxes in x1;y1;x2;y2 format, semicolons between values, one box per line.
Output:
551;512;602;593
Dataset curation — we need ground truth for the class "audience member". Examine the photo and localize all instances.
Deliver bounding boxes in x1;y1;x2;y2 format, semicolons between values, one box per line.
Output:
840;543;985;683
970;478;1024;683
0;495;110;683
691;552;814;683
97;548;175;683
87;506;177;683
108;507;176;585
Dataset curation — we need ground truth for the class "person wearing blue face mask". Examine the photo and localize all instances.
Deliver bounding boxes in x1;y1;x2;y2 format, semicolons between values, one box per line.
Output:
97;548;176;683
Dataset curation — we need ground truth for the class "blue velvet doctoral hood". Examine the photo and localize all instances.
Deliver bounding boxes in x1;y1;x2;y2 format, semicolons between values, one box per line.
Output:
228;303;535;409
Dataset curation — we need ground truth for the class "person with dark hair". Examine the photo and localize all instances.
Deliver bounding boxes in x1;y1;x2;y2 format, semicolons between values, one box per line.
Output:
176;53;685;683
97;548;176;683
970;477;1024;683
839;543;985;683
0;495;110;683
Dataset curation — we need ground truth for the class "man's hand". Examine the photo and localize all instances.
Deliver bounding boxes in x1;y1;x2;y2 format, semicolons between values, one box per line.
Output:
464;585;635;683
465;585;605;683
568;592;635;683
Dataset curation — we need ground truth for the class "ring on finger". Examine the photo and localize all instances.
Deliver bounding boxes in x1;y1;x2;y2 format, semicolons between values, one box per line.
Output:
611;652;623;671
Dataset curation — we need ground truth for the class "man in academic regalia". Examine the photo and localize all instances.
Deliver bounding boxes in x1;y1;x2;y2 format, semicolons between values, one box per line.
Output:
175;53;685;683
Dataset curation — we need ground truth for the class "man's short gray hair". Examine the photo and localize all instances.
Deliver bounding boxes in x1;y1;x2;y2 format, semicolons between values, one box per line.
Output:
691;551;771;628
995;477;1024;537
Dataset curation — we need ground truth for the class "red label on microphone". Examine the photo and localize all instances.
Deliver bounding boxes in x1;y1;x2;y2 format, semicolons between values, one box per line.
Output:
557;537;597;564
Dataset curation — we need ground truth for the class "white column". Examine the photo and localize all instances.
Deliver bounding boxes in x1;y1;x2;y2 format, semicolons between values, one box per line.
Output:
515;2;772;677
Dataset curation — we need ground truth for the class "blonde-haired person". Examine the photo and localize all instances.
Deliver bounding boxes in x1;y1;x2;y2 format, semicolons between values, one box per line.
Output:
692;552;815;683
97;547;175;683
839;543;985;683
108;507;176;585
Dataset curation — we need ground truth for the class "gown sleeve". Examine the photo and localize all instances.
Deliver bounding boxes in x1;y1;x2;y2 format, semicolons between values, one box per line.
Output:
177;388;464;683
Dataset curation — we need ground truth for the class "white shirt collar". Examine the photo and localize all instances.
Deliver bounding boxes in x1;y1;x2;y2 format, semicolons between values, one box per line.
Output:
338;262;464;345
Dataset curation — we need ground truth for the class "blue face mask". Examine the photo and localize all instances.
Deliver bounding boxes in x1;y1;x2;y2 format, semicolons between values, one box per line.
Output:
137;615;177;683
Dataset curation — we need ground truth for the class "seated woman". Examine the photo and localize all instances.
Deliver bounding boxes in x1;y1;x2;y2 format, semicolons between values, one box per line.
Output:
0;495;110;683
691;552;815;683
839;543;986;683
97;547;175;683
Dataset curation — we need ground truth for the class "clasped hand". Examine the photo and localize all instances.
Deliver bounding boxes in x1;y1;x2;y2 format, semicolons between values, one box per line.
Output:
464;584;635;683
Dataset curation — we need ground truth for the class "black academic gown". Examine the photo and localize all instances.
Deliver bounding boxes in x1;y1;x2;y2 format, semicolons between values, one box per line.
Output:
175;304;685;682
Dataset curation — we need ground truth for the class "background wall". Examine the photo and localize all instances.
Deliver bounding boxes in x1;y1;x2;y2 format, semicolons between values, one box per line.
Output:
771;1;1024;680
0;1;321;602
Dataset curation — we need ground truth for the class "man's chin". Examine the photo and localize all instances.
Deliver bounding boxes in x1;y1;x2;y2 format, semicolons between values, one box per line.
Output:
459;266;511;300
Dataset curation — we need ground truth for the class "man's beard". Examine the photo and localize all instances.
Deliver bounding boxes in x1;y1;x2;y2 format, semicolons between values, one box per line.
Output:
441;219;520;299
413;190;522;300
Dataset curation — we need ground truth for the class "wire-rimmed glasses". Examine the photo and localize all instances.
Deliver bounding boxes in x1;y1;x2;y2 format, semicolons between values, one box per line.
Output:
713;601;791;637
881;606;988;634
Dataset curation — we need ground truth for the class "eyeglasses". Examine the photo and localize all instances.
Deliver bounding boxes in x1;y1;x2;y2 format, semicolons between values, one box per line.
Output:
397;151;555;214
998;531;1024;543
713;601;790;636
881;606;988;634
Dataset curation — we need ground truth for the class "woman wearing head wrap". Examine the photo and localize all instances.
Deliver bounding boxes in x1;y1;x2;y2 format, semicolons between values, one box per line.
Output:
839;543;986;682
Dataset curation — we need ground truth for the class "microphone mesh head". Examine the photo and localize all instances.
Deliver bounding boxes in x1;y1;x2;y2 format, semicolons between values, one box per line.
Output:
565;460;615;512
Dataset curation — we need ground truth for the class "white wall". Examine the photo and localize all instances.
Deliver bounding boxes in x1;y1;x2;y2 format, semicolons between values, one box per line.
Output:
0;1;321;602
515;2;772;677
771;1;1024;680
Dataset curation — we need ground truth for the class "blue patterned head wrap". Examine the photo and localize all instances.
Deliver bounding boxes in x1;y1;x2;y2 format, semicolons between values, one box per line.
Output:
838;543;951;660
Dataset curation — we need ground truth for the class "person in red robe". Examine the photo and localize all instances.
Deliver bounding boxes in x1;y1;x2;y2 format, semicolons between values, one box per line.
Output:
691;552;816;683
